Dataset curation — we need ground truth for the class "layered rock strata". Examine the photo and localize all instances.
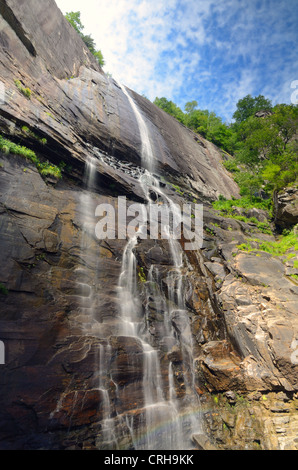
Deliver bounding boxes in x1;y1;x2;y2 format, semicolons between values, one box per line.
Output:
0;0;297;451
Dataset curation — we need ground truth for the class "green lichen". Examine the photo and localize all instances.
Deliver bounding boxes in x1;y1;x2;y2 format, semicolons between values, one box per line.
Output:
0;134;62;180
138;267;147;283
21;126;47;146
14;80;32;99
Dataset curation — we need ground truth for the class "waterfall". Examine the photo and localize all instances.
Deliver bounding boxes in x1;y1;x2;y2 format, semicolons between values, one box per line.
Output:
75;83;202;449
118;236;141;336
79;155;98;331
80;156;119;449
98;344;117;448
118;83;154;173
117;220;181;450
114;82;202;449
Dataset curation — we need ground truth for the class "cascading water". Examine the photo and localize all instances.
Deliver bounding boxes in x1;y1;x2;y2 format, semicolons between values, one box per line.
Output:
78;155;98;330
118;83;154;173
113;82;202;449
80;155;118;448
77;81;202;450
98;343;117;448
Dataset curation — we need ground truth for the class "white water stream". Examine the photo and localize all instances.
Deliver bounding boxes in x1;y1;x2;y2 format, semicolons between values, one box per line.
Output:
78;82;202;450
79;155;98;329
115;83;202;449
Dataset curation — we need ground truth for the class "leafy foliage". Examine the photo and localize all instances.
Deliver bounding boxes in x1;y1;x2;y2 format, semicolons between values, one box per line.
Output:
0;134;62;180
234;103;298;193
212;196;272;234
65;11;84;34
232;94;272;123
21;126;47;145
14;80;32;99
153;93;298;199
0;134;38;162
212;195;272;212
138;267;147;283
153;97;237;153
153;97;185;123
65;11;105;67
237;230;298;257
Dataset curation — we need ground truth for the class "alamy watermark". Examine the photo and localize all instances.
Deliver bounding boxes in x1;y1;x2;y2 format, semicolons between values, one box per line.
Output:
291;338;298;365
0;341;5;365
0;81;5;105
291;80;298;104
94;197;203;251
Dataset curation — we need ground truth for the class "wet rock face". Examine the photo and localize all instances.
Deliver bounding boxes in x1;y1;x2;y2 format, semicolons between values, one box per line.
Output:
203;391;298;450
1;152;296;450
0;0;99;79
0;0;239;202
199;208;298;392
0;155;204;449
0;0;297;451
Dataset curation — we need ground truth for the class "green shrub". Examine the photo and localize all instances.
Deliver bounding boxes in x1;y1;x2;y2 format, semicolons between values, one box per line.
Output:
21;126;47;146
138;267;146;283
14;80;32;99
212;196;273;234
223;159;240;173
0;135;38;163
256;221;272;234
0;283;8;295
237;242;253;252
258;231;298;256
237;231;298;257
65;11;105;66
171;183;184;195
0;134;61;180
37;161;62;179
212;196;271;213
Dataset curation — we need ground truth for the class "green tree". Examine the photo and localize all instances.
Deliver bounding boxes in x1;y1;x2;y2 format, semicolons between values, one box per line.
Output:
184;100;198;114
234;170;264;197
65;11;84;34
270;104;298;149
234;103;298;192
81;34;96;53
233;94;272;124
154;97;238;153
185;107;237;153
184;108;209;136
93;50;105;67
153;93;298;190
65;11;105;67
153;97;185;123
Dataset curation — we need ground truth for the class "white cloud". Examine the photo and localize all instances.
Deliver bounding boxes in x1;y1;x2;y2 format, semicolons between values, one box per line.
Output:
55;0;298;120
55;0;209;97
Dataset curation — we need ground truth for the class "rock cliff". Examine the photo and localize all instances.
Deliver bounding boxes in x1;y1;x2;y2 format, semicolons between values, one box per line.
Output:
0;0;297;451
274;185;298;231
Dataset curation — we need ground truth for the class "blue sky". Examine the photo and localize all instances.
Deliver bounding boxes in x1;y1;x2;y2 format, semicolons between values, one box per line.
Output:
55;0;298;122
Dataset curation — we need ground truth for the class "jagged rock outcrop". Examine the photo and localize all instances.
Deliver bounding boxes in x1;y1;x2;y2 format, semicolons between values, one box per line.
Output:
274;186;298;230
0;0;297;451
